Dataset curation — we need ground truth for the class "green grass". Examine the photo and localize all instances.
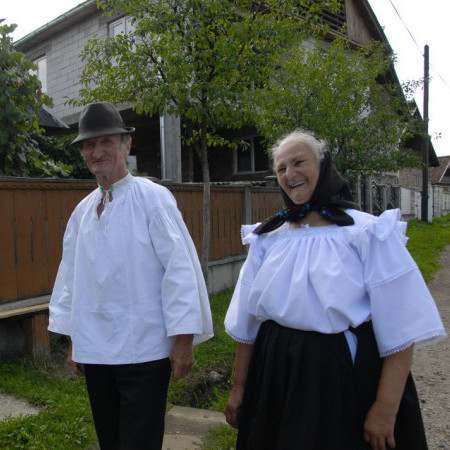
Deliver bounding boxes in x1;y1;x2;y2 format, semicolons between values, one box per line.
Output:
406;214;450;281
0;290;237;449
167;289;236;410
0;361;96;449
201;425;238;450
0;214;448;449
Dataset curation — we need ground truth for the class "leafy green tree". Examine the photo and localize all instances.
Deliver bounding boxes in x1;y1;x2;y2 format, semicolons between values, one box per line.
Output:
0;21;70;177
69;0;340;288
251;37;421;177
34;134;93;179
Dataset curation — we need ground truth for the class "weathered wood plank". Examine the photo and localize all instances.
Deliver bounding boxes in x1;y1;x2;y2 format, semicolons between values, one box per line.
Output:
0;303;49;320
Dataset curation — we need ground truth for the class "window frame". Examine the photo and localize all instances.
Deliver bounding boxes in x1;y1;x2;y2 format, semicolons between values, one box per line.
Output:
233;136;270;175
31;55;47;93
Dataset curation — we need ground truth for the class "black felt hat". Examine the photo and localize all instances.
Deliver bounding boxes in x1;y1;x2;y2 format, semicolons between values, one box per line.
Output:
71;101;135;144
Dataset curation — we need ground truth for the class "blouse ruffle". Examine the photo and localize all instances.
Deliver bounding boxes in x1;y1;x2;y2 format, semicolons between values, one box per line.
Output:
225;209;446;357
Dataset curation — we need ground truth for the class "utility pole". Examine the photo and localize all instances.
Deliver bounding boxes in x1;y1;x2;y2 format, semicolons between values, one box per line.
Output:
421;45;429;222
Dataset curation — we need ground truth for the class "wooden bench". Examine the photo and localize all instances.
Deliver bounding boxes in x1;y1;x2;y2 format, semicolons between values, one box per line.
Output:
0;302;50;358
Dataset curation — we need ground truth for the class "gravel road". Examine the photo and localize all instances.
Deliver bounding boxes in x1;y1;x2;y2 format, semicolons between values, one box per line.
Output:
413;246;450;449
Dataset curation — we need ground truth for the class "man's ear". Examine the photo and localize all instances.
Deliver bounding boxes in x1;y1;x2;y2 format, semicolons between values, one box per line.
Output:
126;138;132;156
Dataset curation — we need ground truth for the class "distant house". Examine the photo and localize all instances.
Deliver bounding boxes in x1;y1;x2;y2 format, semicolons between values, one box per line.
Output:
429;156;450;217
397;133;439;219
429;156;450;185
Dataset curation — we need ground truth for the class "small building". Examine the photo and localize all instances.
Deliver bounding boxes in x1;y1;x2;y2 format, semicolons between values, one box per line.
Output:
429;156;450;218
397;132;439;220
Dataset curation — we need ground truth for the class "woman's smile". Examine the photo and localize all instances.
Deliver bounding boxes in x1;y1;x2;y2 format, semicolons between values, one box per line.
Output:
275;142;320;205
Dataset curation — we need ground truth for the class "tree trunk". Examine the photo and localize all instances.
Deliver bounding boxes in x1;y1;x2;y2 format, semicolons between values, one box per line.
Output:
199;123;211;293
0;149;5;174
186;146;194;182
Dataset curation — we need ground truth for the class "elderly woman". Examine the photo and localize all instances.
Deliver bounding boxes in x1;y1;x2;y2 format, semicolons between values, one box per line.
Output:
224;130;446;450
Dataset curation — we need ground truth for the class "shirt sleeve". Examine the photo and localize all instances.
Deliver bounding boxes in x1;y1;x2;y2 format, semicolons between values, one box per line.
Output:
149;205;213;345
48;213;79;336
361;210;447;357
225;226;263;344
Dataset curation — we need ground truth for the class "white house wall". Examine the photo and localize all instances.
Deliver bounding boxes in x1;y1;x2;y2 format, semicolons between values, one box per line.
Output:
400;187;412;216
23;11;107;124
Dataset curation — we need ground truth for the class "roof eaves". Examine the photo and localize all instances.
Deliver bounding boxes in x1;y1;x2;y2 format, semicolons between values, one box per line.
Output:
14;0;97;52
353;0;391;49
38;106;70;129
439;157;450;182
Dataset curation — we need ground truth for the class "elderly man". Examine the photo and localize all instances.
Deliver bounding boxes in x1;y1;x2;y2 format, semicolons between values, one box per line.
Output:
49;101;213;449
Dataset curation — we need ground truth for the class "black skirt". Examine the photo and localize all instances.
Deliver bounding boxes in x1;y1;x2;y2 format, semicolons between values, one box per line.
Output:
236;320;427;450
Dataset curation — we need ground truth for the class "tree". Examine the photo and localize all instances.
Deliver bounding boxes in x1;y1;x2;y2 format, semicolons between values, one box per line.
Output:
34;134;93;179
68;0;340;289
0;21;70;177
251;37;421;178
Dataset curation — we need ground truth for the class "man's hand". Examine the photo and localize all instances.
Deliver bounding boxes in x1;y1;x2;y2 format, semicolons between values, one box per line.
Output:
67;341;84;376
170;334;195;381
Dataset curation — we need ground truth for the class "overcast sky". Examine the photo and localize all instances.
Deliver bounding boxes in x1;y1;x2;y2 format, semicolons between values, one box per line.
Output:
3;0;449;157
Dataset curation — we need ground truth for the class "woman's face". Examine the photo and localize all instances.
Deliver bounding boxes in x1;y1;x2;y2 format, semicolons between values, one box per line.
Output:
274;142;320;205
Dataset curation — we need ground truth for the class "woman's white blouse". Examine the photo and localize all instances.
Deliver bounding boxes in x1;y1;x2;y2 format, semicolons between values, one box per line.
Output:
49;174;213;364
224;209;446;357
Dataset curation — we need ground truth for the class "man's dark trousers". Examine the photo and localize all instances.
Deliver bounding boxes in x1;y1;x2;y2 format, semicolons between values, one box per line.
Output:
84;358;171;450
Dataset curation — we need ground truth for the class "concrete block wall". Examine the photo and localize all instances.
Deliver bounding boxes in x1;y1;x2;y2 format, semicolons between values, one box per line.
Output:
208;256;246;295
23;12;107;124
432;185;450;218
399;167;422;191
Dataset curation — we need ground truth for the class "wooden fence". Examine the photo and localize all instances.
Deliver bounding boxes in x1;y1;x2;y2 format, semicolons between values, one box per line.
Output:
0;178;282;304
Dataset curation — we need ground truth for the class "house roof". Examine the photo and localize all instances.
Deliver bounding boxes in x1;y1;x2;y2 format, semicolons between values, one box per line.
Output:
15;0;389;51
404;134;439;168
38;106;69;129
353;0;391;47
429;156;450;184
14;0;97;52
403;101;440;168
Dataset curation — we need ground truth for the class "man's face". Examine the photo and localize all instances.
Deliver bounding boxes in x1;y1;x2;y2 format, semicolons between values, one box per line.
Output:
80;134;130;182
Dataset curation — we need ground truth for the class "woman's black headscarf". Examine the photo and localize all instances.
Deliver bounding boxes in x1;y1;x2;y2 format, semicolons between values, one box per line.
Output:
253;151;358;235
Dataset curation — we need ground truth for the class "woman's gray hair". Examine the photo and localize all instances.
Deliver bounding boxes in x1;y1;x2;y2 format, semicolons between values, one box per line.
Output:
271;130;328;164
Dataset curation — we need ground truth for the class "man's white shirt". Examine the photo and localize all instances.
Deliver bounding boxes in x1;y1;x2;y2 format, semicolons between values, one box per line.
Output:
49;174;213;364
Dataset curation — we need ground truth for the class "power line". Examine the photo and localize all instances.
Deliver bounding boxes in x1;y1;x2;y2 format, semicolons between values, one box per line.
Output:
387;0;450;93
388;0;422;53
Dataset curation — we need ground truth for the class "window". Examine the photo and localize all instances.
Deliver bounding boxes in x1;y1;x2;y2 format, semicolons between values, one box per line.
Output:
412;169;421;188
109;16;137;65
31;56;47;92
297;1;346;34
234;136;270;174
109;16;136;38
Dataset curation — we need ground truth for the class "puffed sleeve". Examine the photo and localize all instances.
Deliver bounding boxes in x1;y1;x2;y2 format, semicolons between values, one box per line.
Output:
48;213;79;336
149;205;213;345
360;210;446;357
225;225;264;344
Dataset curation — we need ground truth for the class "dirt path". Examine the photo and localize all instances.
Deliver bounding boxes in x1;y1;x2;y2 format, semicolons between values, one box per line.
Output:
413;246;450;449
